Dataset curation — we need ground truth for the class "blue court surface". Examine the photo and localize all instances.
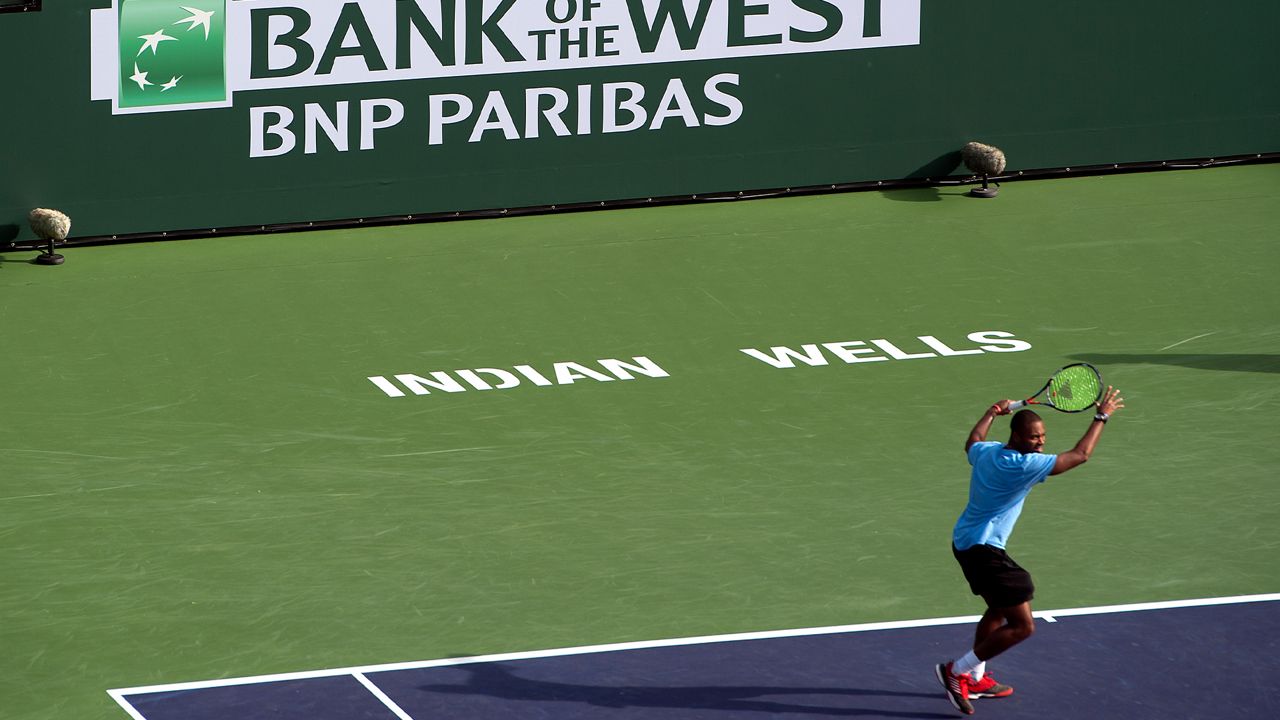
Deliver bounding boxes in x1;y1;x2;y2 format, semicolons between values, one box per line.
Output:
112;594;1279;719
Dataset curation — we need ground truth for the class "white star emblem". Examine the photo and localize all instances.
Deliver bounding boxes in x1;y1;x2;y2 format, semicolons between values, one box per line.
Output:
161;76;183;92
173;7;216;40
129;63;153;91
137;29;178;56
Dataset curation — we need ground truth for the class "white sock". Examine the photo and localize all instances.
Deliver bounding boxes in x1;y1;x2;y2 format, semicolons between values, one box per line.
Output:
952;650;981;676
971;661;986;681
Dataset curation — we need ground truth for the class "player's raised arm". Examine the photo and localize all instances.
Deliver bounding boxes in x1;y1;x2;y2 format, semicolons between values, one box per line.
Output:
966;399;1012;453
1050;386;1124;475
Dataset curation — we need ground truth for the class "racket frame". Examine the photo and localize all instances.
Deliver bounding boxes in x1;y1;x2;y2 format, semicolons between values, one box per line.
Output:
1008;362;1104;413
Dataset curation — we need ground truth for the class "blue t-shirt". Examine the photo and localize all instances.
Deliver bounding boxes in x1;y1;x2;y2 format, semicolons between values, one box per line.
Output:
952;441;1057;550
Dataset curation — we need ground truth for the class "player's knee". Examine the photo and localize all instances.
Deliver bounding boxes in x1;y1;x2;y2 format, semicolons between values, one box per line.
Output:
1011;619;1035;642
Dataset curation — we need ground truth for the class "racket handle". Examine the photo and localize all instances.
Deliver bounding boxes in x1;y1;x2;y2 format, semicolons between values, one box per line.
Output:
1008;400;1027;410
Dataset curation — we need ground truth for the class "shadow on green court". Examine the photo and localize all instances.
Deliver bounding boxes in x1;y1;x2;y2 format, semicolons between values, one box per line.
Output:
877;188;974;202
879;188;941;202
414;661;953;718
1071;353;1280;374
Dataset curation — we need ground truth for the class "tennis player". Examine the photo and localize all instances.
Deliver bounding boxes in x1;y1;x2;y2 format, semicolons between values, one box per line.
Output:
936;387;1124;715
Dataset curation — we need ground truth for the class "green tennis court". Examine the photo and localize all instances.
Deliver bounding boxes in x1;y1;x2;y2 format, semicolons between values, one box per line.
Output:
3;164;1278;720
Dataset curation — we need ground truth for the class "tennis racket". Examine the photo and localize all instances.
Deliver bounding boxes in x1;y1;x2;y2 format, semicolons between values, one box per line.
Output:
1008;363;1104;413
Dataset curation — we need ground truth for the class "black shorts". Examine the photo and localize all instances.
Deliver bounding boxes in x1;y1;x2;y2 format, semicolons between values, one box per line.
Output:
952;544;1035;608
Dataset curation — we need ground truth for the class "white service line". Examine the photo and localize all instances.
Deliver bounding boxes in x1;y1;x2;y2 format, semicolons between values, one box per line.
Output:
108;592;1280;704
354;672;417;720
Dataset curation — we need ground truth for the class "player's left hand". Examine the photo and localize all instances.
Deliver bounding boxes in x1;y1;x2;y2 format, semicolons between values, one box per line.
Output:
1097;386;1124;415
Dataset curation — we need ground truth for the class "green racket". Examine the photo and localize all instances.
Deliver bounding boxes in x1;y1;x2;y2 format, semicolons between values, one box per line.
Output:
1008;363;1104;413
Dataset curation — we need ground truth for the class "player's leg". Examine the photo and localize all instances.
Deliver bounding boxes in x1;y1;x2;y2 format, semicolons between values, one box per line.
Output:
939;545;1034;711
965;607;1014;699
937;546;997;714
974;607;1005;646
960;603;1028;701
974;601;1035;660
971;546;1036;662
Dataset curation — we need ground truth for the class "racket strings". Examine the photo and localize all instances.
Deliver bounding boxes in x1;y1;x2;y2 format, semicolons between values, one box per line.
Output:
1047;366;1101;412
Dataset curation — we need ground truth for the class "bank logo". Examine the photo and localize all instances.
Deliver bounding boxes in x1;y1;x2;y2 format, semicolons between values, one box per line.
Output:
113;0;227;112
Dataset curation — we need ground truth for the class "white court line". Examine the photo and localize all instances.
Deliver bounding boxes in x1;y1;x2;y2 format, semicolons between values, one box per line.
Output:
377;446;498;458
106;689;149;720
108;591;1280;716
354;672;417;720
1158;331;1217;351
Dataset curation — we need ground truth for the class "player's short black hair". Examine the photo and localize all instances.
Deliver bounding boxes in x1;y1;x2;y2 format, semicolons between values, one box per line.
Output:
1011;409;1043;435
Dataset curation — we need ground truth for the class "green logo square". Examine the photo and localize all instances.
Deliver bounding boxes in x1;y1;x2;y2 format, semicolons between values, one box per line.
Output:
118;0;226;109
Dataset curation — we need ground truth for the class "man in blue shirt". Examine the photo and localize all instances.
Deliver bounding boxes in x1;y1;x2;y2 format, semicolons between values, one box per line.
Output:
935;387;1124;715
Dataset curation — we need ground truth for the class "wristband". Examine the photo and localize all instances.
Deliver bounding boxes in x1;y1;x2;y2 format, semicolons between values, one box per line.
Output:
1093;412;1109;423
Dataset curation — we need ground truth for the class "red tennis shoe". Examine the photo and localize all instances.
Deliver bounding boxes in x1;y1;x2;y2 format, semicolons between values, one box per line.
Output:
934;662;974;715
968;672;1013;699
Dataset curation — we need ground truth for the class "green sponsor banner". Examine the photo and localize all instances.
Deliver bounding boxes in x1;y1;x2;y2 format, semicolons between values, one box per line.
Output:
118;0;225;110
0;1;1277;242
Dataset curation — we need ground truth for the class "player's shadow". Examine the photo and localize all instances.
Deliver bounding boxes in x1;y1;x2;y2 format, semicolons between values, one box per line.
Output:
413;661;953;718
1071;353;1280;375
